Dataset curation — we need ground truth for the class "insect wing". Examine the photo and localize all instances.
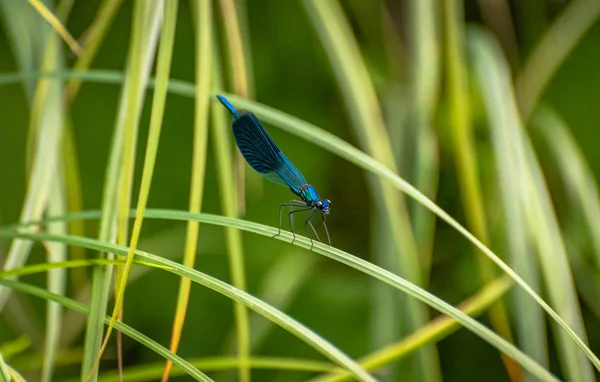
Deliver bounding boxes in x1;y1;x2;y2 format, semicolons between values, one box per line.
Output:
232;112;307;191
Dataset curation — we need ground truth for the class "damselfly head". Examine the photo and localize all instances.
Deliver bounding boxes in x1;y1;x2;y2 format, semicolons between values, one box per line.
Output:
317;199;331;215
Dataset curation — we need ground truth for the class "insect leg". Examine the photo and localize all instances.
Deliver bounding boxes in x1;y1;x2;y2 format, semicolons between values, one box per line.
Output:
321;212;331;246
272;201;307;240
288;206;312;244
303;208;318;250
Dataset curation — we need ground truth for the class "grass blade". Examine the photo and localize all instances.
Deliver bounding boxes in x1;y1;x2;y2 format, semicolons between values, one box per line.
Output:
470;28;594;382
210;50;250;381
161;1;212;381
516;0;600;120
442;0;520;378
0;218;557;381
0;278;213;382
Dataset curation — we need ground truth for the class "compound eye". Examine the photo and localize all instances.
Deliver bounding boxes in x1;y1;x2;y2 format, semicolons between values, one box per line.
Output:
316;201;323;208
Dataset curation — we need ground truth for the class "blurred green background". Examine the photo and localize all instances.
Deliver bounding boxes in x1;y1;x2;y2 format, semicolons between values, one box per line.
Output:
1;0;600;381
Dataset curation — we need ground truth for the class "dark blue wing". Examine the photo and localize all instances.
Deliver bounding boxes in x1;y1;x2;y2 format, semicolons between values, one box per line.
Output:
232;111;308;191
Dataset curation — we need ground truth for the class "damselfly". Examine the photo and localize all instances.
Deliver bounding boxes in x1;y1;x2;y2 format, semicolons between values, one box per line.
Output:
217;95;331;249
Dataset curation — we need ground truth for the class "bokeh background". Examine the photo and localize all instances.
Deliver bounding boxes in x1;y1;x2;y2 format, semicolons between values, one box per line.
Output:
1;0;600;381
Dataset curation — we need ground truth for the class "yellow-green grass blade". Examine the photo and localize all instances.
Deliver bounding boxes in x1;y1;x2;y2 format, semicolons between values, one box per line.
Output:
210;51;250;381
300;1;436;380
82;2;163;380
0;236;376;382
162;1;211;381
65;0;125;101
0;70;598;372
443;0;519;378
26;0;81;55
91;0;174;380
515;0;600;120
0;277;212;382
0;211;560;381
95;357;332;382
470;28;593;382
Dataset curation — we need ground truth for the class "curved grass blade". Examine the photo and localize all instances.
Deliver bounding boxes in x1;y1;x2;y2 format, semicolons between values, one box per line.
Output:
0;232;377;382
0;212;560;381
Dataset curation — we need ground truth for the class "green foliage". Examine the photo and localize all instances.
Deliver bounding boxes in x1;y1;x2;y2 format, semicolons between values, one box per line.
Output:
1;0;600;381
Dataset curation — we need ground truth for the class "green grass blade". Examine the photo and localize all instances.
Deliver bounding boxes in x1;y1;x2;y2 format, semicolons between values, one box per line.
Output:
0;233;377;382
443;0;520;378
162;1;212;381
82;2;163;379
211;53;250;381
0;212;560;381
470;28;594;382
92;0;174;380
0;278;213;382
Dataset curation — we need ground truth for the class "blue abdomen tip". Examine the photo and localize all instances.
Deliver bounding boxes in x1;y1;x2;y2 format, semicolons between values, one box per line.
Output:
216;95;240;119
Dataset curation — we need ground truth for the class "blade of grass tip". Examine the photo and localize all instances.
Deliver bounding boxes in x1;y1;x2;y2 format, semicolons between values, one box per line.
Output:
88;1;164;380
210;50;250;381
217;0;251;216
1;70;598;373
0;228;555;382
310;276;513;382
41;169;67;382
0;20;66;312
301;1;439;380
515;0;600;121
27;0;82;56
443;0;521;379
470;28;594;382
162;1;212;381
65;0;125;102
532;108;600;272
0;278;213;382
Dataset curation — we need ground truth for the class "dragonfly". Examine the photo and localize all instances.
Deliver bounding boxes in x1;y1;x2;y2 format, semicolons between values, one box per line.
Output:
217;95;331;249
